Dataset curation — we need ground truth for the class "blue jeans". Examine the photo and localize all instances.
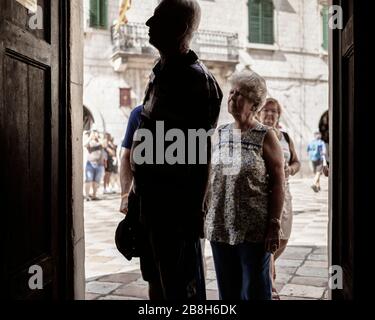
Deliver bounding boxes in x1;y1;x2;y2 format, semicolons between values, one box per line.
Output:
210;241;272;300
85;161;104;184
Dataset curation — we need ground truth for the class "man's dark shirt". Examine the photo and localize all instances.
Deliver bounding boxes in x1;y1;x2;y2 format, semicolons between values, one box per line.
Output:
131;50;223;234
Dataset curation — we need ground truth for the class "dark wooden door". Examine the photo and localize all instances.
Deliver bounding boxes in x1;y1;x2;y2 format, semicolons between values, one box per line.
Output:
331;0;354;300
331;0;370;299
0;0;66;299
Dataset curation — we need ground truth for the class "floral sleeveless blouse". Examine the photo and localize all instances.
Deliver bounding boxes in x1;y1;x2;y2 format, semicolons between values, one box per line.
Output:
205;122;270;245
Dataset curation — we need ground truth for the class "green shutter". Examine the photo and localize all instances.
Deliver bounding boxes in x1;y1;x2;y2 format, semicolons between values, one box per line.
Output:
100;0;108;29
249;0;274;44
262;0;274;44
90;0;99;27
249;0;261;43
90;0;108;29
322;6;329;50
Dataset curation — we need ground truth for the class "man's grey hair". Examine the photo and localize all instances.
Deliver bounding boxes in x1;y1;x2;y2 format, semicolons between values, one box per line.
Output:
163;0;201;37
229;69;268;112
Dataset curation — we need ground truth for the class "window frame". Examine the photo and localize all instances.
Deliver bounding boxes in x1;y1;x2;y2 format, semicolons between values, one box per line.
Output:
321;4;329;52
248;0;276;46
89;0;108;29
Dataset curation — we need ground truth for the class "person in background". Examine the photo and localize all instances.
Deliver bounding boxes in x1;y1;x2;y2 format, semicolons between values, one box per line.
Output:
103;133;118;194
307;132;327;192
84;130;106;200
83;130;90;173
258;97;301;299
109;146;120;193
319;110;329;177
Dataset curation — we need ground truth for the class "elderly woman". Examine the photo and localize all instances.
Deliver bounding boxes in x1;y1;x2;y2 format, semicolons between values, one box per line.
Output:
205;70;285;300
258;98;301;299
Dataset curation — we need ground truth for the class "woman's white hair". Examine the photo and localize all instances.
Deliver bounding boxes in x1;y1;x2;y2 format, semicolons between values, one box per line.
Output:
229;69;268;112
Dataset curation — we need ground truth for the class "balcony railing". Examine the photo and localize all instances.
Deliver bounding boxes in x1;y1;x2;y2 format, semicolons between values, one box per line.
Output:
111;22;239;63
192;29;239;62
111;23;157;56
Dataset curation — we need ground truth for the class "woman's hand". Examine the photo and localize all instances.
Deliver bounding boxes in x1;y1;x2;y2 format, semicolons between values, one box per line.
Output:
265;223;281;253
285;165;297;178
284;165;291;178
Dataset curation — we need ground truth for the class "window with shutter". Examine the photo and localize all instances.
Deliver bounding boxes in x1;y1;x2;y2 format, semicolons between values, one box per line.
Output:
89;0;99;27
322;5;329;51
248;0;274;45
100;0;108;28
90;0;108;29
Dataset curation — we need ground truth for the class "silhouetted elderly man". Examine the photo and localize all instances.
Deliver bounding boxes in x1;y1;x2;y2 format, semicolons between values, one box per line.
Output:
130;0;222;300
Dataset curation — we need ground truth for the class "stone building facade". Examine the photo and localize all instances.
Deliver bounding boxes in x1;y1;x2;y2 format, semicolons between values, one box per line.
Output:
83;0;329;173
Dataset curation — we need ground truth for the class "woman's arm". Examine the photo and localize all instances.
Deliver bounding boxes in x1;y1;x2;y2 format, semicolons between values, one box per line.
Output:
263;129;285;252
106;146;116;157
287;136;301;176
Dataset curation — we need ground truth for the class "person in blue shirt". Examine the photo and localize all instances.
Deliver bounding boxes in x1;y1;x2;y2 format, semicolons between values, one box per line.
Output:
307;132;327;192
119;105;143;213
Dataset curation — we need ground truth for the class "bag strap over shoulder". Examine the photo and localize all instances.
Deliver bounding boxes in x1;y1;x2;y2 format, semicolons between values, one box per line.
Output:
282;131;290;145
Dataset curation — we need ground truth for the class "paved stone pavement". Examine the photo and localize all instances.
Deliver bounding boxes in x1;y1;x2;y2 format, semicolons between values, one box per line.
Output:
84;177;329;300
